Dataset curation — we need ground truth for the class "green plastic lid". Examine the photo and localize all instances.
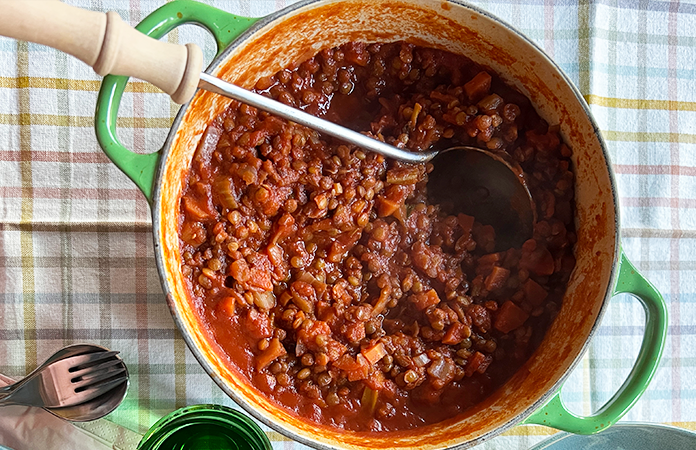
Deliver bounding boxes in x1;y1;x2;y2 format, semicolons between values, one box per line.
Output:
137;404;272;450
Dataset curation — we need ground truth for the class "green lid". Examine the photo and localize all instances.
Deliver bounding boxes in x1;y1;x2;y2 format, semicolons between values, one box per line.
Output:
137;404;272;450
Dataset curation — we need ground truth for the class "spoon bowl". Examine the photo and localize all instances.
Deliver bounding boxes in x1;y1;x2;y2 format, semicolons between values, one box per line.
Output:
199;73;537;247
427;146;536;251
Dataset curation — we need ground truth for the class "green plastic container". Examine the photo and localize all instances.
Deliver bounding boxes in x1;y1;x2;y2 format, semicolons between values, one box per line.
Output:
137;404;271;450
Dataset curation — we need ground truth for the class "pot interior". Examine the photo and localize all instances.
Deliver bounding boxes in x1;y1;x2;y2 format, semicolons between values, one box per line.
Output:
155;0;618;448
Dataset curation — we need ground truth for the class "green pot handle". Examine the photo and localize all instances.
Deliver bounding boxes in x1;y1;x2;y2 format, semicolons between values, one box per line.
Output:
524;248;667;433
94;0;258;203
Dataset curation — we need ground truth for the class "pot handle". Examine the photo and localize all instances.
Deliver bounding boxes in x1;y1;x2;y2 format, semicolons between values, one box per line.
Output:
523;249;667;434
95;0;258;202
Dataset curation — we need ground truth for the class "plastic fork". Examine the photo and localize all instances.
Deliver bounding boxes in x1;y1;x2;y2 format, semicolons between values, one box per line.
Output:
0;350;128;409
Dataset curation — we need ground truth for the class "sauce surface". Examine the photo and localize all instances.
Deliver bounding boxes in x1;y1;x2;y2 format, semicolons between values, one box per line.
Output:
179;42;576;432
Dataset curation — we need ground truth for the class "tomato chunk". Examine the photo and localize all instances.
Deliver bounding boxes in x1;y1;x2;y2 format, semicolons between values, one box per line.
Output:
256;338;287;371
411;289;440;311
376;185;410;217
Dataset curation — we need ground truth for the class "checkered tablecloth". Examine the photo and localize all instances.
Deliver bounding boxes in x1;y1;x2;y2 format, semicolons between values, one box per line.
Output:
0;1;694;449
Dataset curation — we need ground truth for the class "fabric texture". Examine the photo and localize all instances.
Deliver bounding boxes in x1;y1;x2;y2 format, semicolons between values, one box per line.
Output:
0;0;694;449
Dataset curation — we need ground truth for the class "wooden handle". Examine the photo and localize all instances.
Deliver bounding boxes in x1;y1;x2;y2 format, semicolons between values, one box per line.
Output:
0;0;202;103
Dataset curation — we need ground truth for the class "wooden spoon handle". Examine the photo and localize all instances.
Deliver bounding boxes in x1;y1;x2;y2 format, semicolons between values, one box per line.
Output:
0;0;202;103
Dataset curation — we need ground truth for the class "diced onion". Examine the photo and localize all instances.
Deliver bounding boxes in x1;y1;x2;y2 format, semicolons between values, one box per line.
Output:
413;352;431;367
252;291;276;310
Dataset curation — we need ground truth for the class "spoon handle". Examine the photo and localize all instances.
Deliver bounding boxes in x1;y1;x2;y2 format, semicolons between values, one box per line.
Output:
0;385;18;402
0;0;202;104
198;73;437;164
0;0;436;164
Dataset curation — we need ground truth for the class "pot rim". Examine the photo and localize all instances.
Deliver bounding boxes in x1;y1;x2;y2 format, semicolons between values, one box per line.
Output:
151;0;621;448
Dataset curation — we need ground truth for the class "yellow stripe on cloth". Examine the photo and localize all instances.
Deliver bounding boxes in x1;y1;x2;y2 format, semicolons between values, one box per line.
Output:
602;130;696;144
0;113;173;128
0;76;160;93
586;94;696;112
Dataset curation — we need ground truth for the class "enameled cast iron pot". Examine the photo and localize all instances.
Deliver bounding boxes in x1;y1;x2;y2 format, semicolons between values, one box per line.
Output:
94;1;668;448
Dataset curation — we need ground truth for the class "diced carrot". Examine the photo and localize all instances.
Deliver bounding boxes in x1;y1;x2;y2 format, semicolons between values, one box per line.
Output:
441;322;472;345
255;338;287;371
494;301;530;334
485;265;510;291
521;244;555;276
216;296;237;317
465;351;492;377
411;289;440;311
523;278;548;307
457;213;475;235
464;71;492;101
476;252;503;277
182;196;215;222
362;342;387;365
376;197;399;217
478;252;502;266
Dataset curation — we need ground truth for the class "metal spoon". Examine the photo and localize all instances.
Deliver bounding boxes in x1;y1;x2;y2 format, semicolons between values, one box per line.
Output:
199;74;536;249
0;1;535;249
0;344;129;422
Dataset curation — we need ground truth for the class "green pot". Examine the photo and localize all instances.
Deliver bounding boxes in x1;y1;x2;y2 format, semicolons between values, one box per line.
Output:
95;1;668;449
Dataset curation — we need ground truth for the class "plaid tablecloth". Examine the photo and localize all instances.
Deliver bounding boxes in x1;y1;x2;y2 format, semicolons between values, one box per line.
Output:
1;0;694;449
